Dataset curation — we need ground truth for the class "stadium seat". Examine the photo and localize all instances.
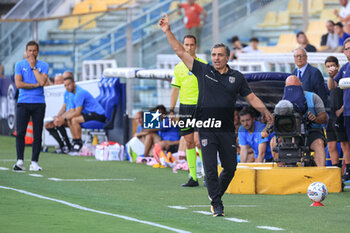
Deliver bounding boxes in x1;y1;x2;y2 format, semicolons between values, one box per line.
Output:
91;1;107;13
104;0;129;6
59;16;79;30
277;10;290;26
306;33;322;49
80;14;97;29
320;8;338;22
258;11;278;27
308;0;324;15
287;0;302;15
306;20;327;34
168;1;180;22
73;2;90;14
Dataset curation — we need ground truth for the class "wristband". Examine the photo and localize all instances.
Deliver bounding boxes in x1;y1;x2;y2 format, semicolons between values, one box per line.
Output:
169;109;175;113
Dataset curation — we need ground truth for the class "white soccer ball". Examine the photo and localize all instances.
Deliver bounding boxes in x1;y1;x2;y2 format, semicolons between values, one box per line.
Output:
307;182;328;203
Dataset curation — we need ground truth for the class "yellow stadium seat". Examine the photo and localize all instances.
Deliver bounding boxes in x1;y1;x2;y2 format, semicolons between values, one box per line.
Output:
73;2;90;14
80;14;97;29
104;0;128;6
307;20;327;34
288;0;302;15
168;1;180;22
277;10;290;26
59;16;79;30
309;0;324;15
277;33;296;47
197;0;212;5
258;11;278;27
91;1;107;12
320;8;338;22
306;33;322;50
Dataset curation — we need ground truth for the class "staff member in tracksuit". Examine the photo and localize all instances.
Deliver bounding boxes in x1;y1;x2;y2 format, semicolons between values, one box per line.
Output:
159;14;273;217
13;40;49;172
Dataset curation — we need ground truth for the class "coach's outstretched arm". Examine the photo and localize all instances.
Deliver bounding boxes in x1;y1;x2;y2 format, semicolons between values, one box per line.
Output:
159;14;194;71
245;93;274;124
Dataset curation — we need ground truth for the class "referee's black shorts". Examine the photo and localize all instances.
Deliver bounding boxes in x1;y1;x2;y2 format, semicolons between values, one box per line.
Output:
179;104;197;136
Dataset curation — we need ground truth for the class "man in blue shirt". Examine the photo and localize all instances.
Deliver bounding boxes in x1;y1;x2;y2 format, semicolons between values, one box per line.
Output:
45;72;75;154
13;41;49;171
329;37;350;180
63;74;106;152
238;108;273;162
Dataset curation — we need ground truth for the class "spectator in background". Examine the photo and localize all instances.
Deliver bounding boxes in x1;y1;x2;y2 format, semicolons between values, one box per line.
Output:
334;22;350;51
320;20;339;52
177;0;207;52
54;74;64;85
13;40;49;171
334;0;350;34
229;36;247;61
325;56;350;181
238;107;273;163
45;71;74;154
242;37;262;54
296;31;317;52
292;47;328;106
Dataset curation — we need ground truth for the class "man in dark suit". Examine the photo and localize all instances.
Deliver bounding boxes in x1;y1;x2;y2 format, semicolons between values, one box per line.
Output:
292;47;328;107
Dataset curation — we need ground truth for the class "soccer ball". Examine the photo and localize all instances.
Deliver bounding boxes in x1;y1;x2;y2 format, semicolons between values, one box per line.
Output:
307;182;328;203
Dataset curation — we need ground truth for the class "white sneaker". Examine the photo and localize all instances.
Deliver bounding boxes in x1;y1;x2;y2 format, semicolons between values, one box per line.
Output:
13;160;25;171
29;162;42;171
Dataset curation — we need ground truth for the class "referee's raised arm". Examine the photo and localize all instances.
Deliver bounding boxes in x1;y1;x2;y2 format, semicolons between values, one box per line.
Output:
159;14;194;71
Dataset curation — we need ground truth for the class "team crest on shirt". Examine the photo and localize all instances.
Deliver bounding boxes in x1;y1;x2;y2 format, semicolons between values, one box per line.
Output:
201;139;208;147
229;76;235;83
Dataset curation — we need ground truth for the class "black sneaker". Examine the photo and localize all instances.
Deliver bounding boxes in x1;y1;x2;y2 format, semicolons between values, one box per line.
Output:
181;177;199;187
211;205;225;217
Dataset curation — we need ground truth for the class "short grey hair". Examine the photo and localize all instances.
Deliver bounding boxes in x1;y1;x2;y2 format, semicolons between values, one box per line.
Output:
211;43;230;58
343;37;350;47
293;47;307;55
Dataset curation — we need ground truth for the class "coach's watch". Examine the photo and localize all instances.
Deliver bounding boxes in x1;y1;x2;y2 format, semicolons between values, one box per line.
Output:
31;66;37;70
169;109;175;113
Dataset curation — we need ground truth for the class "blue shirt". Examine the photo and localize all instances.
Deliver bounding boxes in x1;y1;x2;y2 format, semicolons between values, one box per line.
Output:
158;118;180;141
73;85;105;115
15;59;49;103
64;90;75;111
238;120;273;160
339;32;350;46
334;62;350;116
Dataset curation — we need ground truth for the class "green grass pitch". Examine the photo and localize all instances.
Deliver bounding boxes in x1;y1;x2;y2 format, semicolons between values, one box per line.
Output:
0;135;350;233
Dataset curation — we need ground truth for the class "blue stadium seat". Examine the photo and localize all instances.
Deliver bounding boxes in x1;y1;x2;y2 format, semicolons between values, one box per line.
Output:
81;77;122;131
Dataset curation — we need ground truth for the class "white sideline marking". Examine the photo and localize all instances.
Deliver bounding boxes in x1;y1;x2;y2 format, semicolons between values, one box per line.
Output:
168;206;188;210
0;159;16;162
256;226;285;231
193;211;212;215
0;167;9;170
0;186;190;233
48;178;135;182
225;218;249;223
188;205;257;208
28;174;43;177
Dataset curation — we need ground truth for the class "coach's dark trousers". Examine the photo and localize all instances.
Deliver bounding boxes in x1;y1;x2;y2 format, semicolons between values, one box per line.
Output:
16;103;46;162
199;130;237;207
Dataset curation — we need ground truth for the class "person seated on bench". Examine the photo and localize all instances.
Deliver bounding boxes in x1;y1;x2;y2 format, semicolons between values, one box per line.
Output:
45;71;74;153
63;73;106;153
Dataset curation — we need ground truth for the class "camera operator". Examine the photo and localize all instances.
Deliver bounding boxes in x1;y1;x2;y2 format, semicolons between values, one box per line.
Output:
272;75;328;166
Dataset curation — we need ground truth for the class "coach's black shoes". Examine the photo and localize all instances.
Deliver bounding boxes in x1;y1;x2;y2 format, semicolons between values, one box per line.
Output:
181;177;199;187
211;205;225;217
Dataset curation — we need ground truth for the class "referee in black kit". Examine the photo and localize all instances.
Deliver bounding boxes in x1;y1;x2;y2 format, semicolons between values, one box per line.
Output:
159;14;273;216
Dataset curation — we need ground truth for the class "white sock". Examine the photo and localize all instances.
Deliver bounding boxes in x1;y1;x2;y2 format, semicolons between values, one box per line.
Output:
17;159;23;165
